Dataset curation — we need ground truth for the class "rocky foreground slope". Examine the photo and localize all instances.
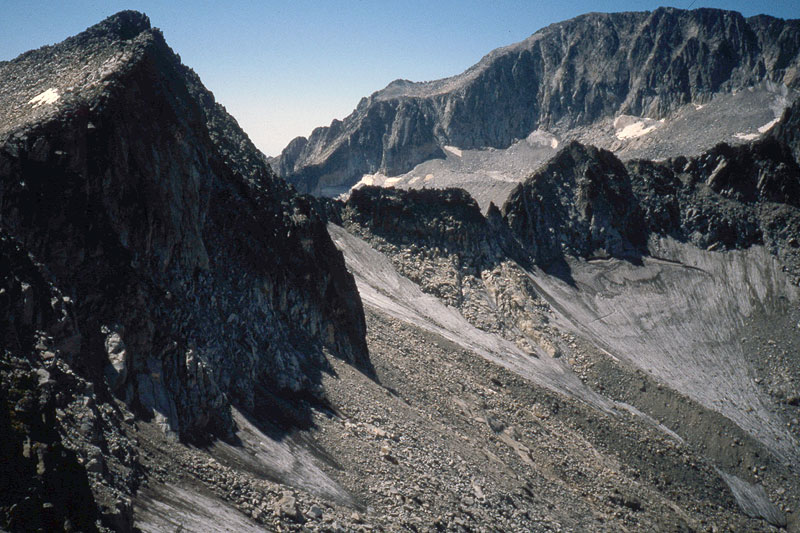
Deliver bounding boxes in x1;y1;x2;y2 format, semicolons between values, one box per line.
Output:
1;11;368;530
276;8;800;197
327;96;800;530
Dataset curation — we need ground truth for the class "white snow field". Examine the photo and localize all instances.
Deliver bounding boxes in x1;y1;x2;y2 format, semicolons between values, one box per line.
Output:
28;87;60;107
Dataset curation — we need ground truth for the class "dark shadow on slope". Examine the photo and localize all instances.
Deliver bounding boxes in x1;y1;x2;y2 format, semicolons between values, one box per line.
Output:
339;186;529;272
539;255;578;287
0;232;103;532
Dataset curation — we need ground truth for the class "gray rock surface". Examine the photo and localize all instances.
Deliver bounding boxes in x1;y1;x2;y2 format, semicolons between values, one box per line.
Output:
277;8;800;196
325;96;800;529
4;8;800;533
502;95;800;270
335;82;797;213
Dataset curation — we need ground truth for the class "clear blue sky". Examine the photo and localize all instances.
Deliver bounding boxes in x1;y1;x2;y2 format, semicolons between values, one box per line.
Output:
2;1;798;156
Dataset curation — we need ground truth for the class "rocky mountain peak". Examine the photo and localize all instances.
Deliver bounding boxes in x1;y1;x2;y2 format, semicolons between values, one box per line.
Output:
3;8;800;533
503;141;646;265
71;10;152;44
276;8;800;197
1;13;369;528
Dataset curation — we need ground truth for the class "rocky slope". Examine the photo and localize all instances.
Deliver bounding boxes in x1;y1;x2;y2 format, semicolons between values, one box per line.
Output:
276;8;800;196
0;11;368;530
504;96;800;277
327;95;800;530
4;8;800;533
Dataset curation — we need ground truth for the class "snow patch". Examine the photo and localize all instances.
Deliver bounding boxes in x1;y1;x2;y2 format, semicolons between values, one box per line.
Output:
734;132;759;141
346;173;405;198
758;118;779;134
29;88;60;107
693;103;704;110
354;173;386;188
526;130;559;149
616;122;657;139
443;145;462;157
614;115;660;140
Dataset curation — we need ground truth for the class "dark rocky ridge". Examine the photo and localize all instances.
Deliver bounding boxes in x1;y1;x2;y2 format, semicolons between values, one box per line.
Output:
1;11;368;530
336;96;800;284
503;95;800;276
1;231;107;532
3;8;800;533
277;7;800;195
503;142;649;267
337;187;530;312
330;99;800;349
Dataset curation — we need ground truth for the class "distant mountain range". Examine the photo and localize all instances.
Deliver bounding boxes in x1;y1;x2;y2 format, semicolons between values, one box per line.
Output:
276;8;800;202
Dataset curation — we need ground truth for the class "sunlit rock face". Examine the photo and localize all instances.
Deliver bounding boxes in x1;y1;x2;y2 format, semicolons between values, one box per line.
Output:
276;8;800;198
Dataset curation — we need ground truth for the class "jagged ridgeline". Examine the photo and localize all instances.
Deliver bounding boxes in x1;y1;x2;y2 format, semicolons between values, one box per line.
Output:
277;8;800;196
337;95;800;286
334;103;800;302
0;11;369;529
327;96;800;529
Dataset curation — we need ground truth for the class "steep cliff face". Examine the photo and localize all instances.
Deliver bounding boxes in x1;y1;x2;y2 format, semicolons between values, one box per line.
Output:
0;11;368;529
503;142;648;266
1;231;109;532
501;97;800;273
338;187;527;312
278;8;800;195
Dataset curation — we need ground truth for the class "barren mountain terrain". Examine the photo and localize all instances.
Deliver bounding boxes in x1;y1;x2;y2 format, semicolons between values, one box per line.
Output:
1;8;799;533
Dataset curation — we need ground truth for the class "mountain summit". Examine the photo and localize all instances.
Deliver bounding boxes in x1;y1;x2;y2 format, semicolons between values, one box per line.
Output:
1;11;368;529
276;8;800;198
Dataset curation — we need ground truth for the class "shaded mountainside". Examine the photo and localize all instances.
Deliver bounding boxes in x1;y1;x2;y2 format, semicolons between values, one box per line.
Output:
277;7;800;195
0;11;368;530
4;8;800;533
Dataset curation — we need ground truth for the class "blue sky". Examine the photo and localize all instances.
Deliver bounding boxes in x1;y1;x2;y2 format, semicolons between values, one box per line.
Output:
2;1;798;155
